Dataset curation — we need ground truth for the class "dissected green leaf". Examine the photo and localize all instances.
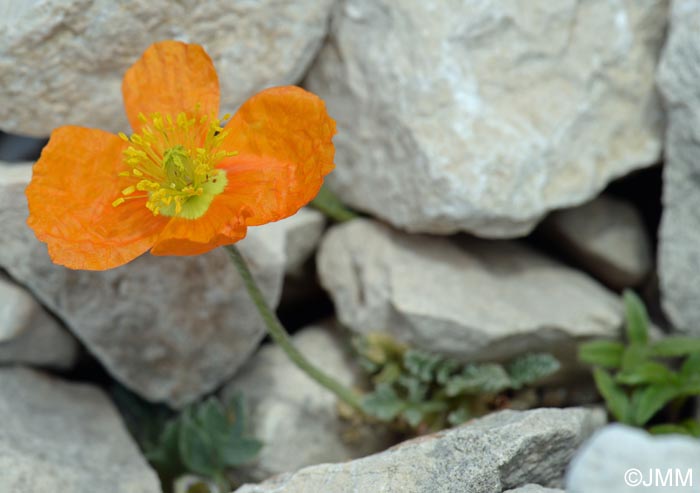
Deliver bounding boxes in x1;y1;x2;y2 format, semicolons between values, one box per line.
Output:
404;350;445;382
111;384;172;452
361;384;407;421
402;401;449;428
447;406;472;426
355;334;562;431
435;359;460;385
623;290;649;345
220;438;263;466
507;353;560;389
196;398;229;438
144;394;260;488
145;420;182;479
632;384;681;427
403;406;425;428
179;415;220;478
578;340;625;368
225;394;246;438
593;368;631;424
397;374;430;402
651;338;700;358
445;364;511;396
373;361;401;384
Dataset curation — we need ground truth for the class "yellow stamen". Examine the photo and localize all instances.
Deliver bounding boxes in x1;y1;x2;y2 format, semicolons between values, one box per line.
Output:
112;109;233;219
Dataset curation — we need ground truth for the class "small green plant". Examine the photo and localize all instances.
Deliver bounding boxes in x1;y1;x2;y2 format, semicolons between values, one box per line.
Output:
579;290;700;436
147;395;262;492
112;386;261;493
354;333;560;433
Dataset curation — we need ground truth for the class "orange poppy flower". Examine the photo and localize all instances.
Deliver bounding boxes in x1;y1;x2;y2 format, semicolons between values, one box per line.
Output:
26;40;336;271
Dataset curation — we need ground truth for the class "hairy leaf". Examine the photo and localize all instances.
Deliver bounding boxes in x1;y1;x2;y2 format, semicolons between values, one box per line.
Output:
507;353;560;388
446;364;511;396
623;290;649;345
220;438;263;467
632;384;681;427
649;420;700;437
404;350;444;382
615;362;678;386
447;407;472;426
651;338;700;358
361;384;406;421
179;415;220;478
593;368;630;424
579;340;625;368
620;344;651;374
681;353;700;379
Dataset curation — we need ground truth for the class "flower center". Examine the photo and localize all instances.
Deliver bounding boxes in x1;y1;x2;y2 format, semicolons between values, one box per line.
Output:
112;110;235;219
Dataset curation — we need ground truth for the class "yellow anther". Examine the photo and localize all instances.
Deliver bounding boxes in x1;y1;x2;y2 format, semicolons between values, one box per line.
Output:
112;198;125;207
115;108;232;219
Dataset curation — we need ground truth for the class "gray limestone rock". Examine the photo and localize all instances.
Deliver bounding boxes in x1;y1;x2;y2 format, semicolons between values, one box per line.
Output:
0;274;79;369
0;0;335;137
504;486;565;493
543;194;652;289
317;219;623;363
567;424;700;493
657;0;700;336
306;0;666;237
222;324;392;482
0;367;161;493
235;407;605;493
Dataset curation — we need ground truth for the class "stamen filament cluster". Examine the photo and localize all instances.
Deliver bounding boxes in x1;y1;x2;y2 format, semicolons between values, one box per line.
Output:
113;109;235;219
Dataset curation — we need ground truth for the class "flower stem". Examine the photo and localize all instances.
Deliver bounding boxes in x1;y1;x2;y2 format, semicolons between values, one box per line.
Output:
310;185;359;222
224;244;363;412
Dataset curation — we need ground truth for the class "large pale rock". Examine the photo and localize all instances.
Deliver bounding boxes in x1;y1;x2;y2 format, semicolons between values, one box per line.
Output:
306;0;666;238
543;194;652;289
0;163;285;407
318;219;623;362
505;486;564;493
0;367;160;493
566;424;700;492
657;0;700;335
222;324;391;482
235;407;606;493
0;0;334;137
0;274;79;369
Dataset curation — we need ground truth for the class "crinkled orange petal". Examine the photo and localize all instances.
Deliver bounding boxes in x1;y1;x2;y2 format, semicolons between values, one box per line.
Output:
26;126;167;270
219;86;336;226
150;189;249;256
122;40;220;132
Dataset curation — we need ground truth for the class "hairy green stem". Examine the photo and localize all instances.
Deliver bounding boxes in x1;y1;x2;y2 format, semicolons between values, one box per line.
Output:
224;244;363;411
